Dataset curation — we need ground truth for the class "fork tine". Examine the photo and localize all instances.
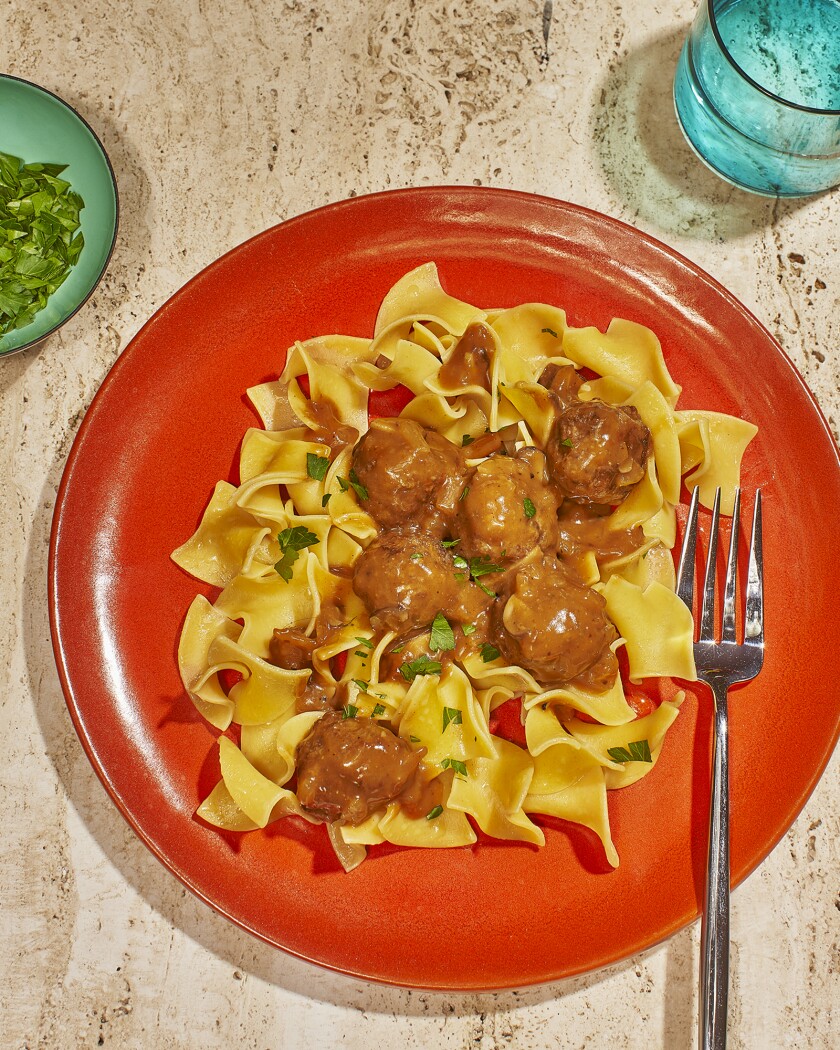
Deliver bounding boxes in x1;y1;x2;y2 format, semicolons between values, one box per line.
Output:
677;485;700;613
745;490;764;645
699;488;721;641
721;488;741;642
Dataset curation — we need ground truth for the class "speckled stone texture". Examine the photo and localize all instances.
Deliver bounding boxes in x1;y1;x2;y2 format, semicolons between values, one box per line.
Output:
2;1;837;1048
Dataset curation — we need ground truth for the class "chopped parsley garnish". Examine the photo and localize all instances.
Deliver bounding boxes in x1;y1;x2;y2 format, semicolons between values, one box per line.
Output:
342;704;359;719
441;757;468;777
409;735;421;743
337;470;368;500
306;452;330;481
541;327;558;337
430;612;455;652
0;152;86;337
469;555;505;579
560;437;574;448
442;707;462;732
410;552;423;561
607;739;653;763
321;493;332;507
371;703;386;718
441;538;460;548
399;654;443;682
274;526;319;581
480;642;501;663
462;623;477;636
461;434;474;448
354;650;367;658
523;497;536;519
475;581;497;597
355;636;374;649
351;679;368;693
426;805;444;820
459;484;470;502
390;643;405;654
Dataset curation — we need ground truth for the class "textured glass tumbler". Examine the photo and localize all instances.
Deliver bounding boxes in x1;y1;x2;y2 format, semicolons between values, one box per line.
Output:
674;0;840;196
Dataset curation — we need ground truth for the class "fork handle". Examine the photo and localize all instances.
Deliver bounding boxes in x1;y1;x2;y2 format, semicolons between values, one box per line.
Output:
700;680;730;1050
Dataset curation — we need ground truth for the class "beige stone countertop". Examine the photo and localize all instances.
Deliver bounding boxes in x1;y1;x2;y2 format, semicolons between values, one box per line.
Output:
2;1;838;1048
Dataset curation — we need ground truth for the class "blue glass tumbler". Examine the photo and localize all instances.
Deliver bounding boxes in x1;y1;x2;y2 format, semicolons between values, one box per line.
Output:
674;0;840;196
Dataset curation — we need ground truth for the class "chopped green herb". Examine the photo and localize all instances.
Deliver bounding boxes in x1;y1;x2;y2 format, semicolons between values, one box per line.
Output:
390;643;405;654
459;484;470;502
440;757;468;777
426;805;444;820
348;468;369;501
274;526;319;581
371;703;386;718
399;654;443;682
469;556;504;580
306;452;330;481
355;636;374;649
321;493;332;507
351;679;369;693
453;554;469;571
461;434;474;447
541;327;559;337
430;612;455;653
441;538;460;548
0;151;85;337
409;735;421;743
410;552;423;562
337;476;349;492
523;497;536;519
342;704;359;719
607;739;653;764
561;437;574;448
475;581;497;598
480;642;501;663
354;651;368;658
442;707;463;732
462;623;477;636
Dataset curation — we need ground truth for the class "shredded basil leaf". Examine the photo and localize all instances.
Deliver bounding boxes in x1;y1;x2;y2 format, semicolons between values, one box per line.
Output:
442;706;462;732
274;526;319;581
430;612;455;653
306;452;330;481
607;739;653;763
523;497;536;519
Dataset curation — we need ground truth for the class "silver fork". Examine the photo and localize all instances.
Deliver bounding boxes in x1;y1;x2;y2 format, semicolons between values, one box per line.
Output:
676;486;765;1050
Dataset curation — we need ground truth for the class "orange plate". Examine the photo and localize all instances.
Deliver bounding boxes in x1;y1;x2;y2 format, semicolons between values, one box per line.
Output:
49;188;840;990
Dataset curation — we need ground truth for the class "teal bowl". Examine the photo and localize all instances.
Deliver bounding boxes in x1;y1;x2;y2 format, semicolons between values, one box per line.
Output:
0;75;118;356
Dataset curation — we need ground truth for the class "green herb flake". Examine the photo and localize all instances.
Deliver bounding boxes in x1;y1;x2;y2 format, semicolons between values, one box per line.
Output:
342;704;359;719
523;497;536;519
390;643;405;654
0;151;86;338
453;554;469;571
480;642;501;663
371;703;386;718
561;437;574;448
430;612;456;653
355;636;374;649
607;739;653;764
441;538;460;548
541;327;559;337
354;651;368;658
409;735;421;744
442;707;463;732
462;623;477;636
440;757;468;777
274;526;319;581
321;493;332;507
399;654;443;682
337;476;350;492
475;581;497;598
461;434;474;446
469;555;504;580
426;805;444;820
306;452;330;481
459;484;470;502
351;679;368;693
410;552;423;562
348;468;369;501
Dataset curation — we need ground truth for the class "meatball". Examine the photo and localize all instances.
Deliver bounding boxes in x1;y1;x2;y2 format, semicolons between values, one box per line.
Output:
546;400;651;506
493;555;618;688
353;529;489;633
350;417;465;532
295;711;423;824
455;450;559;565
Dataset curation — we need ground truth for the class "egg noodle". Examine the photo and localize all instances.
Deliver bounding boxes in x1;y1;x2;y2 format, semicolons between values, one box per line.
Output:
172;263;757;871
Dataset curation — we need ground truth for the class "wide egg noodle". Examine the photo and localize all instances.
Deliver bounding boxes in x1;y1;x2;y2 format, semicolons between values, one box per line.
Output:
677;410;758;514
241;711;324;784
374;261;486;336
622;380;682;505
210;634;309;726
177;594;242;730
377;795;477;848
489;303;571;386
353;335;442;395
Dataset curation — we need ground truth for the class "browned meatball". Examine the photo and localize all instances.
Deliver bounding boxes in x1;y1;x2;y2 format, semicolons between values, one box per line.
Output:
455;450;559;566
350;418;465;533
295;711;423;824
546;400;651;506
353;529;489;632
493;555;618;688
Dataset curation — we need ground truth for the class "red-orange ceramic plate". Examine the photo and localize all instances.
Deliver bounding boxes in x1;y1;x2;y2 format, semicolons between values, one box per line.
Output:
49;188;840;990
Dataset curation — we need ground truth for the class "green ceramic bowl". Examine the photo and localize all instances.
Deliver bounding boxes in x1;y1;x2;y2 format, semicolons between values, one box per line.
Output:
0;75;118;356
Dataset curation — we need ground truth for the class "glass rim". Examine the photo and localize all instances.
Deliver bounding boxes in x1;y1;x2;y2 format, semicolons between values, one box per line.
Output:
708;0;840;117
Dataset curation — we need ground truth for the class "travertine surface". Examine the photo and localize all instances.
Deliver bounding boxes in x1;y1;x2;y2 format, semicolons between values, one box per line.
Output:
2;1;837;1048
